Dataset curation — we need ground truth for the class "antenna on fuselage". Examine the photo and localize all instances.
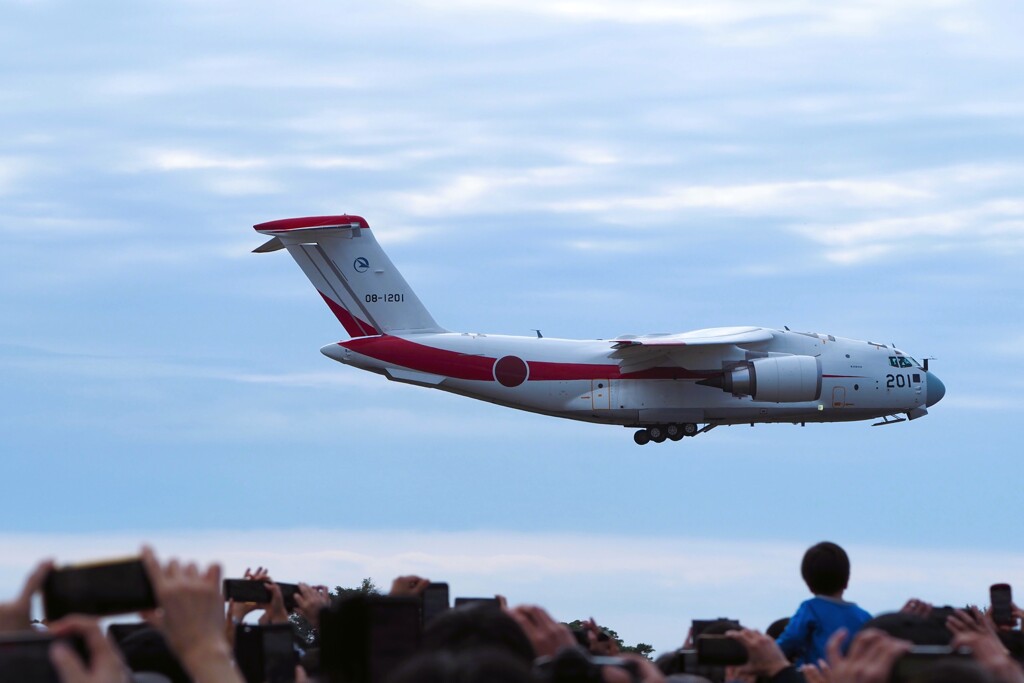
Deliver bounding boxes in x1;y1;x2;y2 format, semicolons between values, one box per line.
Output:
531;329;543;338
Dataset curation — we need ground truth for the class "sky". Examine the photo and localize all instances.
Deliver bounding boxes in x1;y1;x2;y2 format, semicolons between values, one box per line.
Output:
1;0;1024;654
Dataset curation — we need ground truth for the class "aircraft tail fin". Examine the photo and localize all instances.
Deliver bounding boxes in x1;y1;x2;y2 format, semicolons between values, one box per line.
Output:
254;215;445;336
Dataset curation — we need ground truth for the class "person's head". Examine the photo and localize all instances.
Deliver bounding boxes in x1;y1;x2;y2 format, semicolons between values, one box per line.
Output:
801;542;851;596
766;618;790;640
421;603;536;665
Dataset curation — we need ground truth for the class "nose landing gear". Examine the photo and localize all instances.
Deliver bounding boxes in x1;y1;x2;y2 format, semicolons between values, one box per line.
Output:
633;423;701;445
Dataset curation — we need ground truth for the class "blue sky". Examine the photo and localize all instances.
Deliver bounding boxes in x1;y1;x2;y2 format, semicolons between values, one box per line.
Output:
2;0;1024;652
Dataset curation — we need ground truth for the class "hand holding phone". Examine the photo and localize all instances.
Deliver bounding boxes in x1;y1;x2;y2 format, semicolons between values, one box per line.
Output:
223;579;301;612
0;560;53;632
43;557;156;620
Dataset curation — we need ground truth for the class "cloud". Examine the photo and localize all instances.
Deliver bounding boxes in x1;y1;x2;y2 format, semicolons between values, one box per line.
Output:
0;156;32;195
146;150;268;171
95;56;360;98
412;0;976;45
796;198;1024;264
0;344;379;390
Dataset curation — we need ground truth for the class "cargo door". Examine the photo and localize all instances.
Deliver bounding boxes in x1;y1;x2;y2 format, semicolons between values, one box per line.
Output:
832;386;846;408
591;379;611;410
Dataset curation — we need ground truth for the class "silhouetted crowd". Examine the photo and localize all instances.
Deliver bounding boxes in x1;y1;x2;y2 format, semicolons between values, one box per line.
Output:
1;541;1022;683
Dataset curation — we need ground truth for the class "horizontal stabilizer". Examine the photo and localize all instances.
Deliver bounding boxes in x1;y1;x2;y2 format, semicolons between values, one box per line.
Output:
253;236;285;253
254;215;368;234
386;367;447;386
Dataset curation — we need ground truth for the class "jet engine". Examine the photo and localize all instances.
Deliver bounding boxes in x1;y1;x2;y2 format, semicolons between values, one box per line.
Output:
698;355;822;403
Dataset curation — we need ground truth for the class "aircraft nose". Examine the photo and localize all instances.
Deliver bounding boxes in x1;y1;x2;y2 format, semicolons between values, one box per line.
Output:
925;371;945;407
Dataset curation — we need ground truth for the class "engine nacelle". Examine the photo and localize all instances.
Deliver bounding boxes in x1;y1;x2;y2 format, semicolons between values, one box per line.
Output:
702;355;822;403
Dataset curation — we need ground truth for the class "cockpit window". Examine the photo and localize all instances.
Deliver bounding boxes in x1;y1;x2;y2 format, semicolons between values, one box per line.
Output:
889;356;915;368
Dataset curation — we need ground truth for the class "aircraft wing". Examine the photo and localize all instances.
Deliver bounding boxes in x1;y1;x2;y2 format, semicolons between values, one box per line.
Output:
610;326;774;374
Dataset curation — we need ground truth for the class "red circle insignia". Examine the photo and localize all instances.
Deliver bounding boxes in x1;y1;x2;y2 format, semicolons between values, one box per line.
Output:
493;356;529;387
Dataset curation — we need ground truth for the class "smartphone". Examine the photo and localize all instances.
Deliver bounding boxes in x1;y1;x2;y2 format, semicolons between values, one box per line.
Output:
0;632;89;683
690;618;740;639
234;623;298;683
43;557;157;620
696;634;748;666
320;595;421;683
223;579;301;612
421;582;449;626
453;597;500;609
992;583;1014;627
106;622;150;648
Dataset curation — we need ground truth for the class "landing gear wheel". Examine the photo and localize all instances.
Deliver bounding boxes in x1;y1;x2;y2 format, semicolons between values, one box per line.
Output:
666;424;684;441
651;433;666;443
647;426;665;441
682;422;699;437
633;430;651;445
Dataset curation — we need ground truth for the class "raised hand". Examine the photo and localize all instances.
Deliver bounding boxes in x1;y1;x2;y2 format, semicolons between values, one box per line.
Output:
294;583;331;629
824;628;911;683
0;560;52;633
48;616;132;683
141;547;244;683
507;605;577;658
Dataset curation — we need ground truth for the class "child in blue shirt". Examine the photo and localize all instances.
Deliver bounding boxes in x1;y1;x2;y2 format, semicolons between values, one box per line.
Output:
776;541;872;666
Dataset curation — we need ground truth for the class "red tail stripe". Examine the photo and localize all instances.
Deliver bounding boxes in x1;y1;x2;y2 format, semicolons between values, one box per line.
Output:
319;292;379;337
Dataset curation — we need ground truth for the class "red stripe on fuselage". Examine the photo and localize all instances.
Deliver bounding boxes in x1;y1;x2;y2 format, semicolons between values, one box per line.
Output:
339;336;715;382
319;292;379;337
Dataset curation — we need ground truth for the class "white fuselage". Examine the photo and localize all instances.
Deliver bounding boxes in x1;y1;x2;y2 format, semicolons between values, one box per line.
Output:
321;327;934;428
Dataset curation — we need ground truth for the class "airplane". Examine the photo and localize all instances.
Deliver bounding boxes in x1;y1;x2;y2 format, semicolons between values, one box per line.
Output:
254;215;945;445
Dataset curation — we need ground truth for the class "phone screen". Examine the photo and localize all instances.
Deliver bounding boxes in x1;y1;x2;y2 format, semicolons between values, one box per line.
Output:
223;580;301;611
453;597;500;609
422;583;449;625
991;584;1014;626
43;558;156;620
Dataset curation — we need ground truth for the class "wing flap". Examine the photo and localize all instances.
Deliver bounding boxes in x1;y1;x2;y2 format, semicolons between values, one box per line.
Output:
612;326;773;349
610;326;773;374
